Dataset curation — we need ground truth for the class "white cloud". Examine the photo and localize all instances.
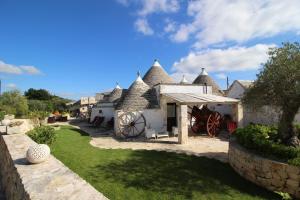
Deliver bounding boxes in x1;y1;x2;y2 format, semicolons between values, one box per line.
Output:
116;0;130;6
164;19;176;33
0;60;42;75
137;0;179;16
0;60;22;74
171;0;300;48
117;0;180;35
216;73;227;80
172;44;275;77
20;66;42;75
5;83;17;90
134;18;154;35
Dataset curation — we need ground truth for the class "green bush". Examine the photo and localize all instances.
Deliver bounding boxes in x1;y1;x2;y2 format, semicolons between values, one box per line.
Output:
0;111;5;121
27;126;56;145
235;124;300;166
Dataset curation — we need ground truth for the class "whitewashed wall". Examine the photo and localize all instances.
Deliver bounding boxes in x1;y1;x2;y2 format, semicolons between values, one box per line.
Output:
158;84;213;95
227;81;300;126
243;106;300;126
227;82;245;99
90;105;115;123
143;109;165;132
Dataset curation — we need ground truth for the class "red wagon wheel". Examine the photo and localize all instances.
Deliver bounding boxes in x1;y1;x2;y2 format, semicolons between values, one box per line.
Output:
207;112;221;137
190;114;201;133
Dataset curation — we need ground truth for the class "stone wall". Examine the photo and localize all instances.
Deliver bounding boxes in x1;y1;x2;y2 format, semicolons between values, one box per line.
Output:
229;139;300;198
0;134;108;200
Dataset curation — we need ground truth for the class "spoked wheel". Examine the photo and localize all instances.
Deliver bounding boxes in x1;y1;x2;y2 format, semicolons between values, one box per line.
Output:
207;112;221;137
190;114;201;133
119;112;146;138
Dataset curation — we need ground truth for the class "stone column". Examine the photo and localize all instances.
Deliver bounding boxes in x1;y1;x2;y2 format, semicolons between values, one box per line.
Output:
160;95;168;130
178;104;188;144
233;103;244;128
114;111;121;136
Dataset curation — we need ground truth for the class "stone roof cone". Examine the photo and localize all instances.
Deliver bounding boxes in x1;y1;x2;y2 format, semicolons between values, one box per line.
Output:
116;72;158;111
193;68;224;96
143;59;174;87
108;82;126;103
180;75;189;84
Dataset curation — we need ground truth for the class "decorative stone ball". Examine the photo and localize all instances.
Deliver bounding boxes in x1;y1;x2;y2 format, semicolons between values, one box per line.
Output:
26;144;50;164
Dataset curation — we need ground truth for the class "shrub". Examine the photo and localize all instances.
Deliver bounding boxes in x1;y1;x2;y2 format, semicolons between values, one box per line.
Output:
27;126;56;145
0;111;5;121
235;124;300;166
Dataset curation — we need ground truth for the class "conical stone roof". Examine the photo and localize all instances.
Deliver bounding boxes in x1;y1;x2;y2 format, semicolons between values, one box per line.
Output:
116;73;158;111
107;83;127;104
143;60;174;87
193;68;224;96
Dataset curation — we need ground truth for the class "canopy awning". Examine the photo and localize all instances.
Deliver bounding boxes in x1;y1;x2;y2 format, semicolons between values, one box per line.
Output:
163;93;239;104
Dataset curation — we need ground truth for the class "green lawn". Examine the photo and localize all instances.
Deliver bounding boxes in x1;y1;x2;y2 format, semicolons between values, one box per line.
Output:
50;126;280;200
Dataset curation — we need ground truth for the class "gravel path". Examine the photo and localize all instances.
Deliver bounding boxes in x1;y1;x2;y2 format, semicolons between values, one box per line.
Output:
58;120;229;163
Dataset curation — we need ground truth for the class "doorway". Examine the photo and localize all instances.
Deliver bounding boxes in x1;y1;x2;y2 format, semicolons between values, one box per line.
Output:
167;103;177;132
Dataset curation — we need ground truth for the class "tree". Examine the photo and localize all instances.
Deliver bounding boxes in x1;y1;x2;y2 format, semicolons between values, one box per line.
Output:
243;42;300;146
0;90;29;117
24;88;52;100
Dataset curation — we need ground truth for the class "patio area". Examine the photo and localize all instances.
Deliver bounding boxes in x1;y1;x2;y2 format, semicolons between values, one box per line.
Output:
68;119;229;163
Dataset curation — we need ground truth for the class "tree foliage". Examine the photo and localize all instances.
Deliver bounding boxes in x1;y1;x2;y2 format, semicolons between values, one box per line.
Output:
243;42;300;144
24;88;71;113
0;90;29;117
25;88;52;100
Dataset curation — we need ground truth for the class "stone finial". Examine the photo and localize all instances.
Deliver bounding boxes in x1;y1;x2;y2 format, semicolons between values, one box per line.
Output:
200;68;208;75
180;75;188;84
136;71;143;82
116;82;121;89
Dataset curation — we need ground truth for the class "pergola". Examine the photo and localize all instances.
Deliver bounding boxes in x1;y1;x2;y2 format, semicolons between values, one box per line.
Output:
162;93;243;144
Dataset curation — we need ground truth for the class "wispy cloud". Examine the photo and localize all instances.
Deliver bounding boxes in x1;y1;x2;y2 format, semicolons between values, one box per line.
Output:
20;66;42;75
134;18;154;35
216;73;227;80
172;44;275;79
0;59;42;75
171;0;300;48
116;0;180;36
5;83;17;90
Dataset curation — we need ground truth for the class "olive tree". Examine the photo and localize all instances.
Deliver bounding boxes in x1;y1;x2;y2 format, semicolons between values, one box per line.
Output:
0;90;29;117
243;42;300;146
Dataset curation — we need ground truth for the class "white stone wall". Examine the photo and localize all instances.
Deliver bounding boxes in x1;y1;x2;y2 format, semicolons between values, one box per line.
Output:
91;106;115;123
0;134;108;200
143;109;165;132
158;84;213;95
227;81;245;99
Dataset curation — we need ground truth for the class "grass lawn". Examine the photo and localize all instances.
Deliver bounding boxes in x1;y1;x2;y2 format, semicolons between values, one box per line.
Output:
50;126;280;200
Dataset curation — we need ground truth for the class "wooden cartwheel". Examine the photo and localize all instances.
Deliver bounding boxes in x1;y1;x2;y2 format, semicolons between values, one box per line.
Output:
118;112;146;138
189;105;222;137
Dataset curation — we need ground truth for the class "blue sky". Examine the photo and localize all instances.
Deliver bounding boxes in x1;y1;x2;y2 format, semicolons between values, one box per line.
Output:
0;0;299;99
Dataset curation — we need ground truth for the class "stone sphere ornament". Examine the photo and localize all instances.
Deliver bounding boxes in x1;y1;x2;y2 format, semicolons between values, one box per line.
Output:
26;144;50;164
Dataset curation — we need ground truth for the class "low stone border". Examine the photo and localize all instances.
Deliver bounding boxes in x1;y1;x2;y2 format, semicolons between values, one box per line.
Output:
229;138;300;198
0;134;108;200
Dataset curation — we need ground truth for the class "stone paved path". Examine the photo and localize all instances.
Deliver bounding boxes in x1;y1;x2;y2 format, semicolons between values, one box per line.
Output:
68;120;229;163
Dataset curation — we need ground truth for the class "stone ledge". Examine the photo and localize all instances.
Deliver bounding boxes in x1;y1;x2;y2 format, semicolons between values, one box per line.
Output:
0;134;108;200
229;138;300;199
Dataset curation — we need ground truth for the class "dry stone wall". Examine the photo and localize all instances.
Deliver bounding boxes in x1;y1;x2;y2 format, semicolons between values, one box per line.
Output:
229;139;300;199
0;134;108;200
